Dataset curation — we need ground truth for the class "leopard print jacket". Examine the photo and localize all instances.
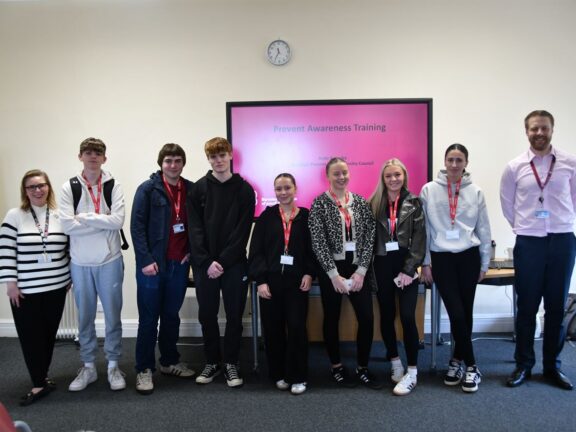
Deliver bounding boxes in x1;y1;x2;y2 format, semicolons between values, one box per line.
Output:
309;191;375;278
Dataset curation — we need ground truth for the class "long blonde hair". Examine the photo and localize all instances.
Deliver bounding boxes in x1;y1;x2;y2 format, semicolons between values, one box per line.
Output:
20;169;56;211
369;158;409;217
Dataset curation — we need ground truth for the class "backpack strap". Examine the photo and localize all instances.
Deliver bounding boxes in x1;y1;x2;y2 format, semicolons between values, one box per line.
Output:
69;177;82;214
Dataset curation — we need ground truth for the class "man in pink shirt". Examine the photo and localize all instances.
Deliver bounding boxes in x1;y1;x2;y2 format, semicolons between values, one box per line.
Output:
500;110;576;390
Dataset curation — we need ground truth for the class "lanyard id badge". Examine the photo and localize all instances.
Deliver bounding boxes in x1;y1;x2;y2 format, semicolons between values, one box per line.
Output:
280;254;294;265
386;241;399;251
173;223;185;233
446;229;460;240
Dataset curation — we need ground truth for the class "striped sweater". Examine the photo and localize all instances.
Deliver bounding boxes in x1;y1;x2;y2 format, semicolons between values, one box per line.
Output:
0;205;71;293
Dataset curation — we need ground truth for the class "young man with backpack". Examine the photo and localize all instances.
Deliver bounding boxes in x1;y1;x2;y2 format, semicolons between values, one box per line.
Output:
59;137;126;392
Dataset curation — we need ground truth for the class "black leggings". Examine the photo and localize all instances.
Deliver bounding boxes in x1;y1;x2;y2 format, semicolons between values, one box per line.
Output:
259;273;309;383
317;256;373;367
374;254;419;366
11;288;67;388
431;247;480;366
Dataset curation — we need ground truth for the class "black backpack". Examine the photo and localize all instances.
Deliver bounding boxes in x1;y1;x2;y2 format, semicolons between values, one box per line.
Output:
563;293;576;341
69;177;129;250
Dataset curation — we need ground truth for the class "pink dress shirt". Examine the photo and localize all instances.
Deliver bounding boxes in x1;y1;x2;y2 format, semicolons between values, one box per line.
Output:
500;146;576;237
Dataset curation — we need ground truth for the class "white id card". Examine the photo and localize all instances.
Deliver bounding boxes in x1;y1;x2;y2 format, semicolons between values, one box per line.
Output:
280;254;294;265
386;241;399;252
446;229;460;240
535;210;550;219
173;223;185;233
345;241;356;252
38;254;52;264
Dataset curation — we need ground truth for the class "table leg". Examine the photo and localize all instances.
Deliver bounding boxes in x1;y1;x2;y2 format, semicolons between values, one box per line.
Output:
251;281;260;372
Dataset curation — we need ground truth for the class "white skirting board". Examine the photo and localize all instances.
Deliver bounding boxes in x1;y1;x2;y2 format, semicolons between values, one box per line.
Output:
0;314;519;338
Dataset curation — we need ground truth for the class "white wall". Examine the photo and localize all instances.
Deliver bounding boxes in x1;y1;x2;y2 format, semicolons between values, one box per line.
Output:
1;0;575;333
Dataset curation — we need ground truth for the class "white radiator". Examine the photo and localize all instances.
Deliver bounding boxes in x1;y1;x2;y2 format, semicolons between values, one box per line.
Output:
57;288;78;340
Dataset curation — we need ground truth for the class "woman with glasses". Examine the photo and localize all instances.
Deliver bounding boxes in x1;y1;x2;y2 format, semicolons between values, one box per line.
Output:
0;170;71;406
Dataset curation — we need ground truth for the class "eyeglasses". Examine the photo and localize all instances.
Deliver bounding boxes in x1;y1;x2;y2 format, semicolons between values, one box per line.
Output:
25;183;48;191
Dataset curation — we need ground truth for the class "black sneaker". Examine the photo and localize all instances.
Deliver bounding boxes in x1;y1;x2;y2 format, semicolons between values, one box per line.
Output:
195;364;221;385
461;366;482;393
356;367;383;390
444;360;463;386
330;366;356;388
224;363;244;388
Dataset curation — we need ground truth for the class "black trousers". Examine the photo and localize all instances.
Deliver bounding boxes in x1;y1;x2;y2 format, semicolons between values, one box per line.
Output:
431;247;480;366
194;261;249;364
259;272;309;383
317;255;374;367
11;288;67;388
374;254;419;366
514;233;576;371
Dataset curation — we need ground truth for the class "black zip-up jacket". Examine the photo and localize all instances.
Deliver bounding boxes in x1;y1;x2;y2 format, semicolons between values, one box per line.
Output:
187;171;255;269
248;205;317;285
374;190;426;276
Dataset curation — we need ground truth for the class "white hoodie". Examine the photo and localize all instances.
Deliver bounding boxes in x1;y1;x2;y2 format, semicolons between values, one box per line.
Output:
420;170;491;271
59;171;125;266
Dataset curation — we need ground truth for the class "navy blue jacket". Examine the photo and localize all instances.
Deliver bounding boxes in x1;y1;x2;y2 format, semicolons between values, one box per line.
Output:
130;171;194;272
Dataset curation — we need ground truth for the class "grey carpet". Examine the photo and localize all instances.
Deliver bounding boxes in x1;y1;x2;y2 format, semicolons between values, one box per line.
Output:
1;335;575;432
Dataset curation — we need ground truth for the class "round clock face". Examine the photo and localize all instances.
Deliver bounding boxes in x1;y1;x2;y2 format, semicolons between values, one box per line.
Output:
267;40;291;66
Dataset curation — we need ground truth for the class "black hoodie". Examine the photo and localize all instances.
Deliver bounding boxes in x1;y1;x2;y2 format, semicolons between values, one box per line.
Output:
187;171;255;269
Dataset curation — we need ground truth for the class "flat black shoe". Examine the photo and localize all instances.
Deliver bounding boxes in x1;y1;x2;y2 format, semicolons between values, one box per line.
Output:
19;386;51;406
543;369;573;390
45;378;57;389
506;367;531;387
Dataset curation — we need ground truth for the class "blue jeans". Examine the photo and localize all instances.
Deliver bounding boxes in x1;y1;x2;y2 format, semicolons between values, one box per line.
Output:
514;233;576;370
135;260;190;372
71;256;124;363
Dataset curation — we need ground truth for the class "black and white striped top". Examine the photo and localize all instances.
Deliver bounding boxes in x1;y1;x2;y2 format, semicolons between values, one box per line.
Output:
0;205;71;294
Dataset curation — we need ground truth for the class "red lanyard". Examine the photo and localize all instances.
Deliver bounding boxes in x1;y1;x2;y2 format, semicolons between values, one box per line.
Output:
30;207;50;252
530;155;556;204
329;190;352;239
447;178;461;226
279;206;296;253
388;195;399;239
82;174;102;214
162;176;183;221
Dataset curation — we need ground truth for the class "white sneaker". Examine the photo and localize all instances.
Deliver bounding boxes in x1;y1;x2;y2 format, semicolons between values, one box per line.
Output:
69;366;97;391
160;363;196;378
393;373;417;396
391;364;405;383
276;379;290;390
461;366;482;393
291;382;307;395
107;367;126;391
136;369;154;395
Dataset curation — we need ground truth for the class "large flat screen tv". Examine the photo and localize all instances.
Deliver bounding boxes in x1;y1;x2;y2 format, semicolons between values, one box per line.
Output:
226;99;432;217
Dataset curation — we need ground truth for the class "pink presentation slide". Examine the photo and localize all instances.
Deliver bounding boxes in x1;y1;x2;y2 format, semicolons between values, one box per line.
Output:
229;101;431;217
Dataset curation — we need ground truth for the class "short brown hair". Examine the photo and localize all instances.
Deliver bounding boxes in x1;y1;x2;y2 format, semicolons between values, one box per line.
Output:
524;110;555;130
204;137;232;157
20;169;56;211
157;143;186;167
79;137;106;155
